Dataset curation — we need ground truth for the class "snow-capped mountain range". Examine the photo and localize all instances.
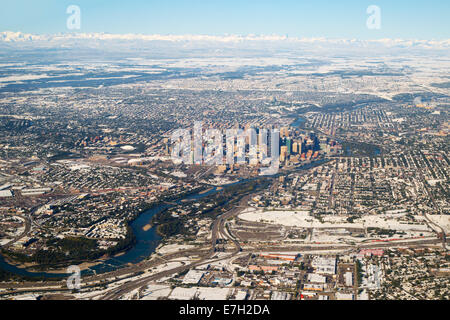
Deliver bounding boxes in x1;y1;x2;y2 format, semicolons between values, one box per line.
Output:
1;31;449;50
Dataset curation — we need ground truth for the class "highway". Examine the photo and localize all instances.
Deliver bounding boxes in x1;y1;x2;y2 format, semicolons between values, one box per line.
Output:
1;157;448;299
100;194;248;300
2;214;31;249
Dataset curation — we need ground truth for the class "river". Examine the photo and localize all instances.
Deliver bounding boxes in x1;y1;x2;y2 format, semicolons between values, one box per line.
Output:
0;181;242;279
0;117;315;279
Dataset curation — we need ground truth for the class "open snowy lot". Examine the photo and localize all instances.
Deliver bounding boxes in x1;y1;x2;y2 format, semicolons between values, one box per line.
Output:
238;208;432;232
427;215;450;234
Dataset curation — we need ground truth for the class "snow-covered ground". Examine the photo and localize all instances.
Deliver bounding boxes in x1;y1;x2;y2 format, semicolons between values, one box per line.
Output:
168;286;231;300
0;238;11;245
157;244;196;255
426;215;450;234
239;208;431;232
171;171;187;178
149;261;183;274
0;221;25;245
140;284;172;300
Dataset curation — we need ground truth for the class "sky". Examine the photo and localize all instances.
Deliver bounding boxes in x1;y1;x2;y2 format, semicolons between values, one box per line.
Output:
0;0;449;40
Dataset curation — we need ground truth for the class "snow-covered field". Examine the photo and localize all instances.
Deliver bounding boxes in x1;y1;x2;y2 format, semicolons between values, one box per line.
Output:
239;208;431;232
157;244;196;254
427;215;450;234
149;261;183;274
140;284;172;300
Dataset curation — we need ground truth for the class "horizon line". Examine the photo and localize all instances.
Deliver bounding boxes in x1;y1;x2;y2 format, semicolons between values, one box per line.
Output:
1;30;450;43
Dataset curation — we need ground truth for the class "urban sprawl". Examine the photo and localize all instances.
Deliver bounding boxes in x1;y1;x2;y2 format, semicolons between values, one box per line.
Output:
0;36;448;300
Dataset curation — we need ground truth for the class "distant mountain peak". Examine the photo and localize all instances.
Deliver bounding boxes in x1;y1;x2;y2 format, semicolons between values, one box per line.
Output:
0;31;448;50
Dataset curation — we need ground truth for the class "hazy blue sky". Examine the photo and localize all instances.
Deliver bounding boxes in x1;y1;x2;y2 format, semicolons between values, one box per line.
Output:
1;0;449;39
